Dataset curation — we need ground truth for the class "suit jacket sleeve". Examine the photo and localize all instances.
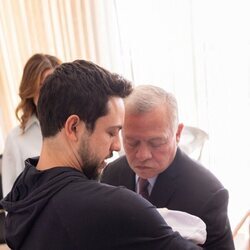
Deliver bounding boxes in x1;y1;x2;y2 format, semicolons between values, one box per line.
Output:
200;188;234;250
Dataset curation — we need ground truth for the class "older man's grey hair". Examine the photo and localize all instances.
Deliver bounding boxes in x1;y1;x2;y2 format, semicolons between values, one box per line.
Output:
125;85;179;132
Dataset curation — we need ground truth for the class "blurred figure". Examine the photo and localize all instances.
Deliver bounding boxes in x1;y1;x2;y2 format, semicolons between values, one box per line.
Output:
101;84;235;250
2;53;61;196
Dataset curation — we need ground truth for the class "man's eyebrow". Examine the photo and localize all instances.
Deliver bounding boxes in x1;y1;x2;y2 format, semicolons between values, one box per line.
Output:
149;137;167;141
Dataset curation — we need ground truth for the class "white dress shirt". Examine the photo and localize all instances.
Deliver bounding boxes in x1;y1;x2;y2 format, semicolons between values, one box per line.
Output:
2;115;42;196
135;175;157;195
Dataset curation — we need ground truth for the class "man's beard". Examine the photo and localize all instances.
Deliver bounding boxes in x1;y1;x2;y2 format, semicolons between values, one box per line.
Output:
82;157;102;180
78;134;103;180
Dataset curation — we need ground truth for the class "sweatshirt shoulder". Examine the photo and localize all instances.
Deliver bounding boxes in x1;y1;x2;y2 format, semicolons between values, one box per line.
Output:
53;179;149;215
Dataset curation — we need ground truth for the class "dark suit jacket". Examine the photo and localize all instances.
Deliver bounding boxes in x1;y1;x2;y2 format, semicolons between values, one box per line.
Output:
101;148;235;250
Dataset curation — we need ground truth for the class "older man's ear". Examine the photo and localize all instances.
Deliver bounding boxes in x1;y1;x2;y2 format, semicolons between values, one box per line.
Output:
176;123;184;143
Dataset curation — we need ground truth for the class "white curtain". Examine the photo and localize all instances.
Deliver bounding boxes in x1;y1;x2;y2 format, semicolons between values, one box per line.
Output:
0;0;249;228
0;0;122;152
114;0;250;228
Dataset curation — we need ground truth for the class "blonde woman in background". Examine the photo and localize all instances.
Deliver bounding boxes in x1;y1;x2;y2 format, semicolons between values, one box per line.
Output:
2;54;61;196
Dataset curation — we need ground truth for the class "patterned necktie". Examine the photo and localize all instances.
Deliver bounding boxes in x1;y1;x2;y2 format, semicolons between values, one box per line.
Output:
138;177;149;200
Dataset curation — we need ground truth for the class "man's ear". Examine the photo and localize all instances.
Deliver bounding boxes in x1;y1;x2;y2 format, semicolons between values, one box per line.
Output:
64;115;81;141
176;123;184;143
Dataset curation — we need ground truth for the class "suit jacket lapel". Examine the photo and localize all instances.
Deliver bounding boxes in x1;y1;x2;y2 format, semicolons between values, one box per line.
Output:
119;157;136;192
149;148;181;207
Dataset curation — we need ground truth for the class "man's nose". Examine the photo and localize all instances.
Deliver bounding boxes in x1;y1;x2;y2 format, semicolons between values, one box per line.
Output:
112;134;121;152
135;143;152;161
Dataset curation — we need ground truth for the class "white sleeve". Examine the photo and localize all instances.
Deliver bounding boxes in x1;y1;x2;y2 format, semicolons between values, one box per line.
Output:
157;208;207;245
2;132;23;197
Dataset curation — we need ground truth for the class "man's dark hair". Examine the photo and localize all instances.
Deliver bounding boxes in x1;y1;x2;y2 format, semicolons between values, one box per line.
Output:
37;60;132;137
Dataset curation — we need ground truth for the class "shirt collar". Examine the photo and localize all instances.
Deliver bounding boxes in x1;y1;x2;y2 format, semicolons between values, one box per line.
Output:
24;114;40;132
135;175;158;187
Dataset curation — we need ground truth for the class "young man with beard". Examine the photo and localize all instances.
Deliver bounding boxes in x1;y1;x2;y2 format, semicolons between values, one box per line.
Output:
0;61;202;250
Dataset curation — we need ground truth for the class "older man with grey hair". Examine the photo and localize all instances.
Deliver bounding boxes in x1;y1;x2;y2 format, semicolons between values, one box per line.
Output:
101;85;235;250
